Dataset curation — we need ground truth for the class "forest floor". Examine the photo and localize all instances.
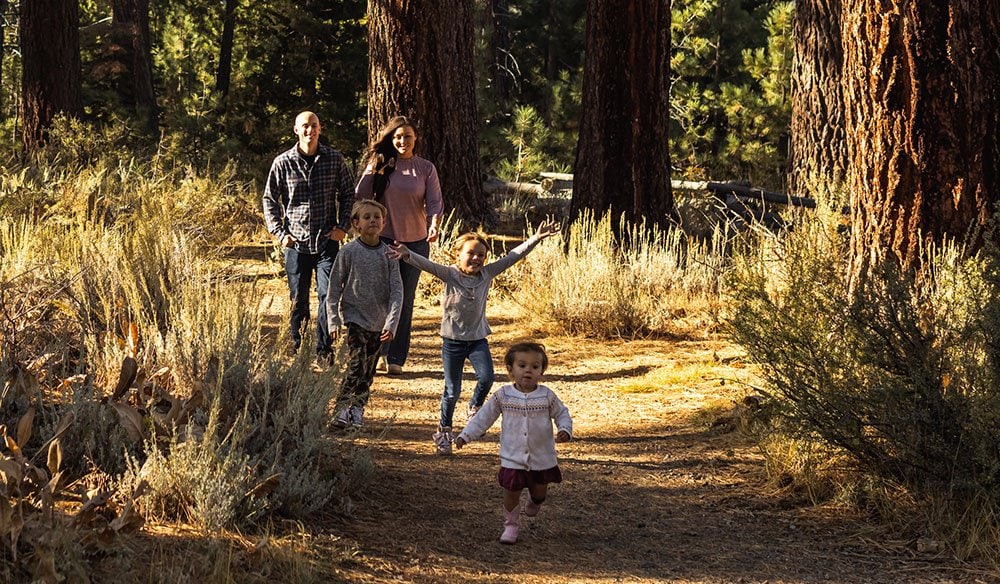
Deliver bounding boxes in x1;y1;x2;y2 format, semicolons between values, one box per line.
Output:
236;240;995;584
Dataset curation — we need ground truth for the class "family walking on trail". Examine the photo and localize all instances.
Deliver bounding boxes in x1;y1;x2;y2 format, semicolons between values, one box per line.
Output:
262;110;573;545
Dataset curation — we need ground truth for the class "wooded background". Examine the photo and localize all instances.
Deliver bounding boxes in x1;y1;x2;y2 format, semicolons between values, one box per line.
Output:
6;0;1000;271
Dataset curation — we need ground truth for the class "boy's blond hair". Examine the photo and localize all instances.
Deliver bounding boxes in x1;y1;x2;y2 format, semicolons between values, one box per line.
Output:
350;200;388;233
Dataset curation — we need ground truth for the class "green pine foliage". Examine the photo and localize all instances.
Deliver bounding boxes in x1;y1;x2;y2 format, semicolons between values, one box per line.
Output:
671;0;792;188
149;0;368;169
476;1;584;179
493;105;571;182
3;0;792;187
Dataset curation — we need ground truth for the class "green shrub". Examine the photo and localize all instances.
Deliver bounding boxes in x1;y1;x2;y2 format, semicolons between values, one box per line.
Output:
125;410;262;531
726;208;1000;507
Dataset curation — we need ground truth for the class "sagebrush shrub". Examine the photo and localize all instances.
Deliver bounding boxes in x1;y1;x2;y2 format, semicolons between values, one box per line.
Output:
1;153;361;533
726;209;1000;503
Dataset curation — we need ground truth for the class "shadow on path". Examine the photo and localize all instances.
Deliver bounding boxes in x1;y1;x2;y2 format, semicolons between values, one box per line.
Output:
333;305;984;584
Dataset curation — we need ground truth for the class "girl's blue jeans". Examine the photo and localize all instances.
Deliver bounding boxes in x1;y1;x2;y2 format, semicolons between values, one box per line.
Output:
440;337;494;428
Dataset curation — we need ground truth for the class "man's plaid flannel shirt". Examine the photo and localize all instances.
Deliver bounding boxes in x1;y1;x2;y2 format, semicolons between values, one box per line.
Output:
263;143;355;254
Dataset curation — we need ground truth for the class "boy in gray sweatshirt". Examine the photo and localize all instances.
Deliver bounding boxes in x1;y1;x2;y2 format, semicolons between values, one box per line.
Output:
326;200;403;428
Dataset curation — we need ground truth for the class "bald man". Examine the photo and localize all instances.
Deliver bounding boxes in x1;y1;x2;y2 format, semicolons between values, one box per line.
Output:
263;111;355;363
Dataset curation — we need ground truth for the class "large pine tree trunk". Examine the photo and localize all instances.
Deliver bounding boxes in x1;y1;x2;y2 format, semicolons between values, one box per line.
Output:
0;0;8;117
789;0;845;198
111;0;157;133
21;0;82;150
367;0;491;230
570;0;674;230
843;2;1000;280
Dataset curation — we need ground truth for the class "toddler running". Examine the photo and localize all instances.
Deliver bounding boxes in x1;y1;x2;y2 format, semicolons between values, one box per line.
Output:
455;342;572;544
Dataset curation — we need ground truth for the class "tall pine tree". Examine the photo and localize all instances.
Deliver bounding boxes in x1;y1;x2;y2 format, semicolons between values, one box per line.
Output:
21;0;82;149
571;0;674;229
367;0;491;229
843;1;1000;280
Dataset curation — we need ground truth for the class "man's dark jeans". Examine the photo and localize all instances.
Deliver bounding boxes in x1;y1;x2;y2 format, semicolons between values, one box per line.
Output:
285;239;338;354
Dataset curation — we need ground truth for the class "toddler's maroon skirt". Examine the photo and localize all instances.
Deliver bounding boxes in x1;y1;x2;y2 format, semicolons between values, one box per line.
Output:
497;466;562;491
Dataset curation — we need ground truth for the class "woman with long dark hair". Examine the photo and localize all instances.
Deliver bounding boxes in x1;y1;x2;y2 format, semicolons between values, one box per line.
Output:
356;116;443;374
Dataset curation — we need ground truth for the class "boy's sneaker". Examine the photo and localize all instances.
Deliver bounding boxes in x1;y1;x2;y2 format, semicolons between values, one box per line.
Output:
332;406;351;429
433;426;454;455
349;405;364;428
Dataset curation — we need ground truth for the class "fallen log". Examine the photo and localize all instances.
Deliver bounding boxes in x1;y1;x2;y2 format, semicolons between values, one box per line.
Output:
482;176;546;197
538;172;574;181
673;180;816;209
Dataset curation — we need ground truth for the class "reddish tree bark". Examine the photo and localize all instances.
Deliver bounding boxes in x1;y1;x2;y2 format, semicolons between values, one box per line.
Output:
570;0;675;230
843;1;1000;280
367;0;491;230
789;0;846;198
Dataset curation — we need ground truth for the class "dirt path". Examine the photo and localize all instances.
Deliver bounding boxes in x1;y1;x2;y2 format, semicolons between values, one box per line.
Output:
311;296;989;584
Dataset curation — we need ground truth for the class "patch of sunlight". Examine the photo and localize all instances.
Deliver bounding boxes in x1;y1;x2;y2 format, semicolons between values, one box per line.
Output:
616;361;718;394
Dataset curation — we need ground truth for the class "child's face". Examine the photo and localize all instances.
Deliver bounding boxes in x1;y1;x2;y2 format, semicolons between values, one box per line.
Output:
353;207;385;239
456;240;488;274
508;350;545;392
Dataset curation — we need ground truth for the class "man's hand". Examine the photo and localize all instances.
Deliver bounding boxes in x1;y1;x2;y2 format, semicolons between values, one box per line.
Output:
454;436;467;449
380;329;394;342
282;234;296;248
555;430;570;443
328;227;348;242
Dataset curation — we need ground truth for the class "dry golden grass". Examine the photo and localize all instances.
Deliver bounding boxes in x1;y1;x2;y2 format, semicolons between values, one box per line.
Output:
4;234;992;582
3;153;997;581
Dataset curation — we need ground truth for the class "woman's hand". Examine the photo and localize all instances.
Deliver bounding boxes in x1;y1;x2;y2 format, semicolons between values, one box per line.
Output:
386;241;411;261
555;430;570;443
454;436;467;449
428;215;441;243
536;218;560;239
